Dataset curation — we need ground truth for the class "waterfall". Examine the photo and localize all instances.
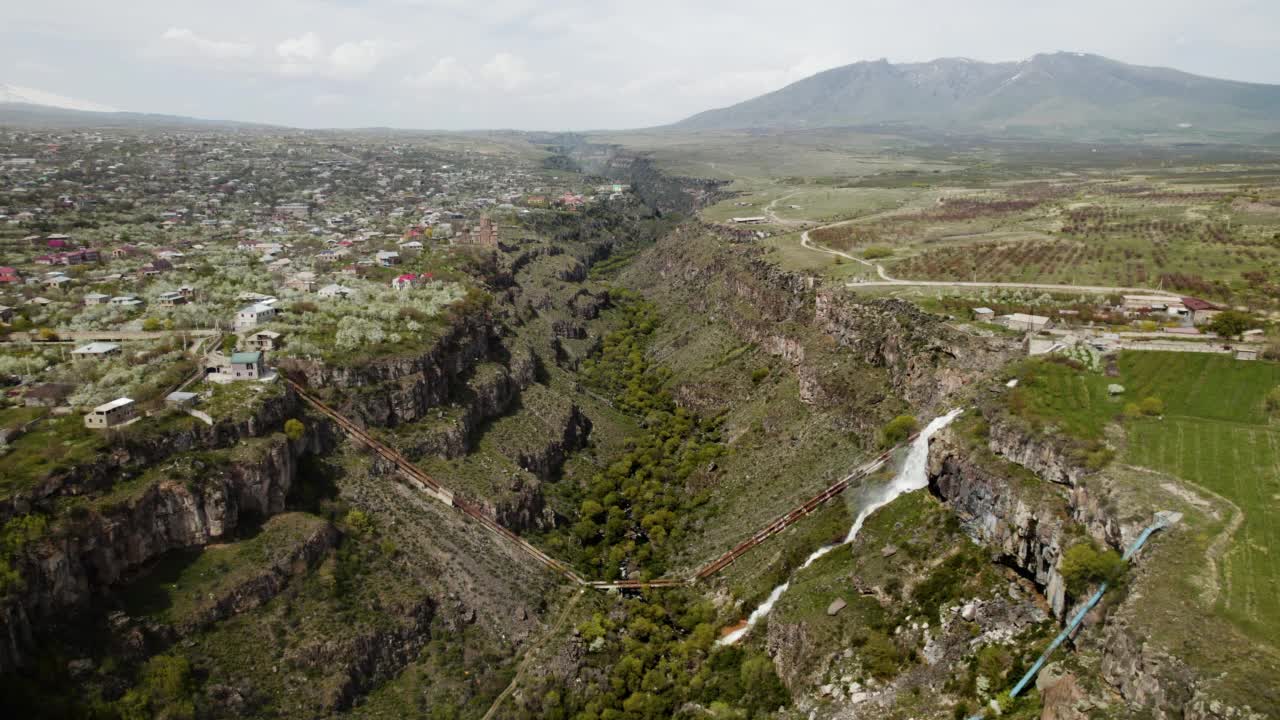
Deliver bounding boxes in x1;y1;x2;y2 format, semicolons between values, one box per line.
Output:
718;408;963;646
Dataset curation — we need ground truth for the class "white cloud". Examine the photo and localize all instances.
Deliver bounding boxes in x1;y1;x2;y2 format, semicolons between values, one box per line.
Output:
405;56;474;89
9;0;1277;129
406;53;539;93
479;53;532;90
277;32;322;62
157;27;254;60
329;40;387;78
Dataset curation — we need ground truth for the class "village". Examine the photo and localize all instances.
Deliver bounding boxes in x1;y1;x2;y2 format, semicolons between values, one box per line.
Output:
0;129;612;438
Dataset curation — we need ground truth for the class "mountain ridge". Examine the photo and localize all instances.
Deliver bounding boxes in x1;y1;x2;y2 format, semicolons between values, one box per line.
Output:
0;83;118;113
674;52;1280;138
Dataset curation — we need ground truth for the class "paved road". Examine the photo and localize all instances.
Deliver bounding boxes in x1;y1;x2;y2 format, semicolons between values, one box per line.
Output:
798;229;1182;297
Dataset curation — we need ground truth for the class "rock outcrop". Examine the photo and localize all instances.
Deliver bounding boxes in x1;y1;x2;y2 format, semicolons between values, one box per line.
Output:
280;312;497;427
815;292;1016;410
0;432;321;672
1;386;300;524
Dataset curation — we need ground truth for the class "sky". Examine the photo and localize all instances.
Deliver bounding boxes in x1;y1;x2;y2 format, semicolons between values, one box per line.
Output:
4;0;1279;130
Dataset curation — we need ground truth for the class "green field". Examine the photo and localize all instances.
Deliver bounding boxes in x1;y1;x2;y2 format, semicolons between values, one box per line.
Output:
1015;351;1280;632
1127;417;1280;633
1012;352;1280;440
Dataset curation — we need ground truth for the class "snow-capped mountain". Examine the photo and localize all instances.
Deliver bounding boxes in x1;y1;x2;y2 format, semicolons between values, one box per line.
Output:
0;83;118;113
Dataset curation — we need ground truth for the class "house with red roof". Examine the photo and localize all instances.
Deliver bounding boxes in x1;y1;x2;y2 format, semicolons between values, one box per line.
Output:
0;267;22;284
1181;297;1222;326
392;273;421;291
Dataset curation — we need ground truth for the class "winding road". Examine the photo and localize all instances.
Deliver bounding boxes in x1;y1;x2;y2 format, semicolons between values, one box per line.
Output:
798;228;1182;297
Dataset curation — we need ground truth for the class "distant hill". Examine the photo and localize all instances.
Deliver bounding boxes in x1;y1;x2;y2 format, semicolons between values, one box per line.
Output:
0;103;279;132
0;83;281;130
0;83;118;113
675;53;1280;139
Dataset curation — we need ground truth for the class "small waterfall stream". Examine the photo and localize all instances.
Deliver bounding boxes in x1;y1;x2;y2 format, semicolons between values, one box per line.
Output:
718;408;963;646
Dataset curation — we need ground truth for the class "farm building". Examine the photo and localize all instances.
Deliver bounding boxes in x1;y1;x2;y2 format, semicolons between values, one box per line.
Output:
995;313;1051;332
731;216;767;224
1181;297;1222;326
71;342;122;359
1122;295;1187;317
84;397;136;429
972;307;995;321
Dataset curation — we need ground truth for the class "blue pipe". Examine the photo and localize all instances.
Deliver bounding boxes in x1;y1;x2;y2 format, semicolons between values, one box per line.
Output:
968;511;1178;719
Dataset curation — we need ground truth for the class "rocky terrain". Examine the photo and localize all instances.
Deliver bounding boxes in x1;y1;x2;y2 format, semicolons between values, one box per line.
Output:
2;145;1275;720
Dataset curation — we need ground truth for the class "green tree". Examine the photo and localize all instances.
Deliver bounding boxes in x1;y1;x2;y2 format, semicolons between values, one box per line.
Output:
1206;310;1257;339
284;418;305;441
1139;396;1164;416
142;317;162;332
1060;542;1126;596
116;654;196;720
881;414;919;448
344;509;374;535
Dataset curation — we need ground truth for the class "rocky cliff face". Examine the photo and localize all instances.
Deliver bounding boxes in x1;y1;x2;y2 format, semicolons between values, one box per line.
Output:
396;349;539;461
281;314;497;427
629;227;1015;420
815;293;1015;410
927;428;1077;618
926;417;1259;720
0;431;323;672
1;387;300;525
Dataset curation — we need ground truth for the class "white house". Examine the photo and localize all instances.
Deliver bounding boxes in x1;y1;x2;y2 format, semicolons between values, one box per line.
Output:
71;341;122;359
234;302;276;331
84;397;136;429
317;284;357;300
375;250;401;267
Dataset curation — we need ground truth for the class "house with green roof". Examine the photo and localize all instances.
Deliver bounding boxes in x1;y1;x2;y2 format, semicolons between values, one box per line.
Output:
229;351;264;380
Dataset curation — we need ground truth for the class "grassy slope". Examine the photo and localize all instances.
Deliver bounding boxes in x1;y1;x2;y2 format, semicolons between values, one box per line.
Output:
1017;351;1280;635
